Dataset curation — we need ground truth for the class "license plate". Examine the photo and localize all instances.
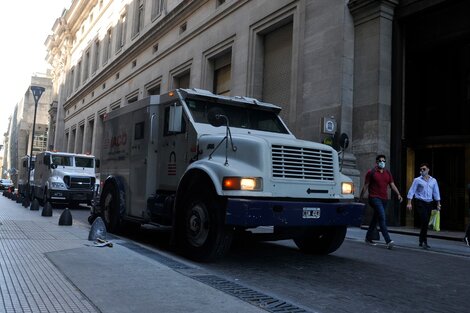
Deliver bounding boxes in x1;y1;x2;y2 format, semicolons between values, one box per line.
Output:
303;207;321;219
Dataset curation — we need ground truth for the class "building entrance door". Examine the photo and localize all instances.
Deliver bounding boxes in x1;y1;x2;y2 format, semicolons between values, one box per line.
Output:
413;147;466;230
398;0;470;231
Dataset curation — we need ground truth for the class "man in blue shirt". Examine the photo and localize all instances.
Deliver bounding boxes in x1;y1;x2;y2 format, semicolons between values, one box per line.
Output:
406;163;441;249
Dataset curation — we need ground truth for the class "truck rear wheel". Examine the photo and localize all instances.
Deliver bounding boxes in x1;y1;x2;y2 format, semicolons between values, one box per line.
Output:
178;186;233;262
293;226;347;255
100;184;121;233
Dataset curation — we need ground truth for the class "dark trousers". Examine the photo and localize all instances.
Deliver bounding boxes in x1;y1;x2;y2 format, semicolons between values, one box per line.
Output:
366;197;391;243
415;199;434;244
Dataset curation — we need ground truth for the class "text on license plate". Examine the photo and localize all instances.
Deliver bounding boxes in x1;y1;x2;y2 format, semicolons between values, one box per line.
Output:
303;207;321;219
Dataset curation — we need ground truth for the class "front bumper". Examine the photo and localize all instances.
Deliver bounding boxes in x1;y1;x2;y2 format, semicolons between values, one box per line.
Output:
48;189;94;203
225;198;364;227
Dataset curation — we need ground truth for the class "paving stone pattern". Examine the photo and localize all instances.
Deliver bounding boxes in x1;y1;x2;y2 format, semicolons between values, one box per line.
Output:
0;199;99;313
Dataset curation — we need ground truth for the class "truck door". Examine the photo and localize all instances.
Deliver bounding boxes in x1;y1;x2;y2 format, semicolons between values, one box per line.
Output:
157;102;188;190
129;107;149;218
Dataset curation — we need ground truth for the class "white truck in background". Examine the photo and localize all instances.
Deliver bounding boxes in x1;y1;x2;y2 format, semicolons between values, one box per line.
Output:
32;151;100;208
92;88;364;261
18;155;35;199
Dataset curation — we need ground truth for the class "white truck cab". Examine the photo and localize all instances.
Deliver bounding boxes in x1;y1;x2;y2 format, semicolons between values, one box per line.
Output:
33;151;99;208
94;89;364;261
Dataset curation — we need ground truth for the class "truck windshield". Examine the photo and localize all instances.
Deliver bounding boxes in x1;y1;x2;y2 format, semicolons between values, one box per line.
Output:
186;99;289;134
75;157;94;168
52;155;73;166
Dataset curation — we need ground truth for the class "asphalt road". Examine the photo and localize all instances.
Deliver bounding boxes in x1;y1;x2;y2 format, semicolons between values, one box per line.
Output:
206;235;469;313
70;209;469;313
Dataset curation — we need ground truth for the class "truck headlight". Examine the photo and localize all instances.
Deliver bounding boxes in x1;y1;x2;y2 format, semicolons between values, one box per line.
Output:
222;177;263;191
51;182;67;189
341;182;354;194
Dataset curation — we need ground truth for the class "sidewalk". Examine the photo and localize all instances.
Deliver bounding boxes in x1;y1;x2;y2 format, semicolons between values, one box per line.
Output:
348;225;470;258
0;195;268;313
361;225;466;242
1;192;468;313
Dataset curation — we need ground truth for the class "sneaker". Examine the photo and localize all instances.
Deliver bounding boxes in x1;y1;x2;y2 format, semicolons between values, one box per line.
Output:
365;238;377;246
386;240;394;250
421;243;430;249
464;237;469;247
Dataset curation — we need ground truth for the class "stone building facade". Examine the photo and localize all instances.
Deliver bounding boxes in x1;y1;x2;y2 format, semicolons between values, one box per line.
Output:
45;0;470;231
4;74;52;185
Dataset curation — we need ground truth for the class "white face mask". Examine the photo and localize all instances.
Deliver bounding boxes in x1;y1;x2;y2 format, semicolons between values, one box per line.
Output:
378;161;386;169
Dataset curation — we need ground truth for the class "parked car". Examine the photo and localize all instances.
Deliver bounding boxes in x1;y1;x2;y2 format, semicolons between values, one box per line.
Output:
0;179;14;190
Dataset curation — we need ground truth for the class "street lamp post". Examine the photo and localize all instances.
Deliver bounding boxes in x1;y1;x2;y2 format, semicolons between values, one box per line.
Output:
27;86;45;202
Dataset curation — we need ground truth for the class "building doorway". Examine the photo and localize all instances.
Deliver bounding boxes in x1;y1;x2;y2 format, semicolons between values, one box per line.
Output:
411;147;466;230
397;0;470;231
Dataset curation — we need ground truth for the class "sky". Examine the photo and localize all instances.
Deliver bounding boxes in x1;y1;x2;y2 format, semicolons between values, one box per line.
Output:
0;0;72;141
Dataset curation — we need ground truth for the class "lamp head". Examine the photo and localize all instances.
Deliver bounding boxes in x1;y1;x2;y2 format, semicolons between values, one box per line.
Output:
30;86;45;104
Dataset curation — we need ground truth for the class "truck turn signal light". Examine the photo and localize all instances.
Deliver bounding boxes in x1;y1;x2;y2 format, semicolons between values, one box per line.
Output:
223;177;262;191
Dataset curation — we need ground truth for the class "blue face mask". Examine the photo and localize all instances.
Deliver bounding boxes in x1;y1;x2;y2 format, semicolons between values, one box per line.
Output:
378;161;385;169
421;170;429;177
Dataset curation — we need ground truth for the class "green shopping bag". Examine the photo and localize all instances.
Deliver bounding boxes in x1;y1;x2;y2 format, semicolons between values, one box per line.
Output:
428;209;440;232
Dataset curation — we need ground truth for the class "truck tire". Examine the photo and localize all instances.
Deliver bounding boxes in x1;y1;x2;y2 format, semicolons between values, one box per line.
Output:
293;226;347;255
178;186;233;262
100;184;121;233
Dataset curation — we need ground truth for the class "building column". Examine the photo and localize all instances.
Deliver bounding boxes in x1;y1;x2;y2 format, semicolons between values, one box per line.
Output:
76;122;85;154
47;101;58;150
69;126;76;153
349;0;399;224
348;0;398;172
54;98;66;151
83;117;94;155
92;111;106;159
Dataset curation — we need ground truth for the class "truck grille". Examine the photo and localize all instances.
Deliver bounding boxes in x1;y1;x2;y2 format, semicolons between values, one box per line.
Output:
272;145;334;180
64;176;94;189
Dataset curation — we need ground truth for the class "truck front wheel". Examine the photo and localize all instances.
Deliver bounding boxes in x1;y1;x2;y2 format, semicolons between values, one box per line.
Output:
178;186;233;262
100;184;121;233
293;226;347;255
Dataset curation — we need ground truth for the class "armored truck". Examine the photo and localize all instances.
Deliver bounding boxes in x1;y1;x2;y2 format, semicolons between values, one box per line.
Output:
94;88;364;261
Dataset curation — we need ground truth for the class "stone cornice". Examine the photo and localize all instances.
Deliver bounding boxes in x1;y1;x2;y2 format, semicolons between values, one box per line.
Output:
66;0;99;33
348;0;399;26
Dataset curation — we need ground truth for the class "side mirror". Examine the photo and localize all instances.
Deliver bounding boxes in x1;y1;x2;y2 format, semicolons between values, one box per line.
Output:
207;108;226;127
51;164;57;169
95;159;100;169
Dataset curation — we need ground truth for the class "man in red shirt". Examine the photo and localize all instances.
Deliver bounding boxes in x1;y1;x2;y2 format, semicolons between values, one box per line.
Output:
360;154;403;249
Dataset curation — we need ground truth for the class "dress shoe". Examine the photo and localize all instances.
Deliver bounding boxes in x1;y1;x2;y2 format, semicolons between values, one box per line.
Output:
420;242;430;249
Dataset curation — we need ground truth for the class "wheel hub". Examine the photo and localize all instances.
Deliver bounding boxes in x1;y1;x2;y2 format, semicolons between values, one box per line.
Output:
187;203;209;247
